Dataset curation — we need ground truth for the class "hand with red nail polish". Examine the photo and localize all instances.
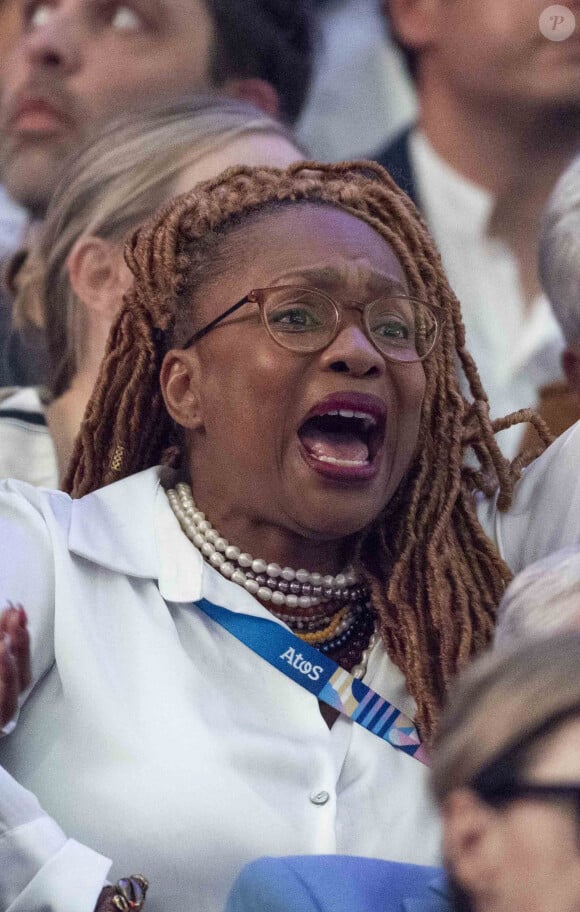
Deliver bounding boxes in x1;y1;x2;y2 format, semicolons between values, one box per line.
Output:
0;602;31;729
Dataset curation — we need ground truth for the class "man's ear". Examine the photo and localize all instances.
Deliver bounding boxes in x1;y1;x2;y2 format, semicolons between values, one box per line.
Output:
221;78;279;119
383;0;441;54
562;347;580;395
442;788;502;902
67;236;132;322
160;349;204;432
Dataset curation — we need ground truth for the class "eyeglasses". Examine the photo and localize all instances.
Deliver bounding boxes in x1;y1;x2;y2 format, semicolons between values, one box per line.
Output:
477;782;580;810
181;285;441;364
474;780;580;841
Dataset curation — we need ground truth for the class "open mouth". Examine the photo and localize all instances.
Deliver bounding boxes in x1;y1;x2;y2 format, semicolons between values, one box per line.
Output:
297;396;386;481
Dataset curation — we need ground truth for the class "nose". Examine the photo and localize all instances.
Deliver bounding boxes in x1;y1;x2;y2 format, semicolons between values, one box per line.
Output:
319;322;386;378
22;11;82;74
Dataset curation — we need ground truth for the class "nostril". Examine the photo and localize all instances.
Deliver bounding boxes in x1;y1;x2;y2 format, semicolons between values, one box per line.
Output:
41;50;62;66
329;361;349;373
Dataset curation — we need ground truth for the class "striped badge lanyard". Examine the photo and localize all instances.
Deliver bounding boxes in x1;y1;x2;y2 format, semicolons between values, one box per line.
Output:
196;598;430;767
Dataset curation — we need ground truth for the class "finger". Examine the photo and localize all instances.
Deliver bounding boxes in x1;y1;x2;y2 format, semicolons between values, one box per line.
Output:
0;604;15;635
2;606;31;692
0;636;19;728
8;606;31;692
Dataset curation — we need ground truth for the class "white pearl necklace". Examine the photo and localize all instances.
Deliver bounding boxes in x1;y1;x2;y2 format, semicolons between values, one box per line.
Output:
351;631;380;680
166;482;358;610
166;482;377;679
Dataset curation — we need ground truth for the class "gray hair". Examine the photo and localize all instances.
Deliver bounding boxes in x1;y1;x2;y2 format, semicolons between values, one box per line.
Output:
539;154;580;346
495;547;580;647
432;631;580;804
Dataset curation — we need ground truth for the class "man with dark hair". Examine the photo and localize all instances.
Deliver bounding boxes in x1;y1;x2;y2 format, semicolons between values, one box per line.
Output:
0;0;314;383
375;0;580;456
1;0;313;216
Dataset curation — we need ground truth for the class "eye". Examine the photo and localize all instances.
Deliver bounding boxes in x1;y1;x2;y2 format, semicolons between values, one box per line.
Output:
110;4;144;30
269;306;324;333
26;1;53;28
371;314;412;342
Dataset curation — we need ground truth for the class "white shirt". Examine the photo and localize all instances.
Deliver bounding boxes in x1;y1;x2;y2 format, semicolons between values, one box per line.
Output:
410;132;564;458
0;466;440;912
0;187;26;263
0;388;58;488
2;420;580;912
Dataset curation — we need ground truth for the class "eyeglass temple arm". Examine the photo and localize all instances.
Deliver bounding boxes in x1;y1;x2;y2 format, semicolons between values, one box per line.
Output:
181;295;252;350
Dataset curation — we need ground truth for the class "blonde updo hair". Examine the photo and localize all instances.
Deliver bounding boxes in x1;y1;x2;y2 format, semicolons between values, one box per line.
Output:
13;95;302;397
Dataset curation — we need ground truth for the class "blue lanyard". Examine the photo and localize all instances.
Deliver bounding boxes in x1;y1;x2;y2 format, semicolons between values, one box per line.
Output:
196;598;430;767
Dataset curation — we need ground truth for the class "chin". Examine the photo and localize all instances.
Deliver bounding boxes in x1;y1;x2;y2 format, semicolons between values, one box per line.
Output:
3;145;62;210
291;491;386;542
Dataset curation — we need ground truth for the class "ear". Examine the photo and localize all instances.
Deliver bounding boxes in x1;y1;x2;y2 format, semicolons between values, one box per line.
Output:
384;0;442;54
562;348;580;395
160;349;205;432
221;78;279;119
442;788;502;902
67;236;132;323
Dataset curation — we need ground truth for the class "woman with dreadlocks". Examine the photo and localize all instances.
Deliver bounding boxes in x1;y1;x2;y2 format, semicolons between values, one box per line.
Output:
0;160;575;912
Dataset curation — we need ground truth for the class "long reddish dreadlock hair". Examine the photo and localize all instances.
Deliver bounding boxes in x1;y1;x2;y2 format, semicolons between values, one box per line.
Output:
64;160;552;738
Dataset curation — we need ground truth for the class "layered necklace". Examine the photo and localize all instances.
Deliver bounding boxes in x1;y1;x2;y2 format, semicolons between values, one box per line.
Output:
166;482;378;678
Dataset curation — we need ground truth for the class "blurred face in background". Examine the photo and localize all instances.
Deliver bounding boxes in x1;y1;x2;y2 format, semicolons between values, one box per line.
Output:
388;0;580;112
0;0;217;214
444;714;580;912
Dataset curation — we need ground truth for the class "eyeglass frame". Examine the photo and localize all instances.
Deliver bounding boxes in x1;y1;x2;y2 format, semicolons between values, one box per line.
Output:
179;285;442;364
475;781;580;810
473;779;580;843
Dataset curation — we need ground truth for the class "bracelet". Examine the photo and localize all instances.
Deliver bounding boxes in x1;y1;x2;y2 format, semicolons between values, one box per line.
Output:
96;875;149;912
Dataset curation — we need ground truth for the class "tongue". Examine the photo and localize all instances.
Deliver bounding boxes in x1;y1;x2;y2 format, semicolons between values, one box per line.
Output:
300;426;369;463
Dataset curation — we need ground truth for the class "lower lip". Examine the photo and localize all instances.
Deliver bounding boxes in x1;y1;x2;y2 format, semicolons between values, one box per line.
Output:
13;110;67;134
298;441;381;483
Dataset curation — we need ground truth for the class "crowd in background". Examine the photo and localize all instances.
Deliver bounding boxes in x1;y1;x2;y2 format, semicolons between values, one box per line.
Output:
0;0;579;910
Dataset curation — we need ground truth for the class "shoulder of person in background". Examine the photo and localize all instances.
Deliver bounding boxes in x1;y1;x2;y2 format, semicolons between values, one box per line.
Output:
225;855;449;912
0;386;57;488
372;125;418;207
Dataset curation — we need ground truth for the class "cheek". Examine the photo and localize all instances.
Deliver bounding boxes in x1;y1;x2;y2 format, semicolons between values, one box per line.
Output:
501;807;580;897
200;344;300;450
394;365;426;441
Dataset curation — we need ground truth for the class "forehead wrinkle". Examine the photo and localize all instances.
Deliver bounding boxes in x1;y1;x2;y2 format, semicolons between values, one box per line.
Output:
275;264;409;299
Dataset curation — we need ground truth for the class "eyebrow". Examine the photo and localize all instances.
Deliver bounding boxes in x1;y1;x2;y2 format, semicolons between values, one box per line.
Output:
278;266;409;296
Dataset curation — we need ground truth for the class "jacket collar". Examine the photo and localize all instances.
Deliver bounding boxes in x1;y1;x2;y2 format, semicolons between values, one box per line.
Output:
67;466;203;603
402;874;450;912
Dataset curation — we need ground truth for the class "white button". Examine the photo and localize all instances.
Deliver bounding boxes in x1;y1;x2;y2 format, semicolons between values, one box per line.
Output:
310;789;330;806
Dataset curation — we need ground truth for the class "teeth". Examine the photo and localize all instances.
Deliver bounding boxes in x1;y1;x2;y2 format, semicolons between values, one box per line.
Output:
318;409;378;428
354;411;378;432
314;454;368;467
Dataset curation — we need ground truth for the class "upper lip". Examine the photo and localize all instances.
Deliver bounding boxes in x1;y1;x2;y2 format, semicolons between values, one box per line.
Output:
300;391;387;431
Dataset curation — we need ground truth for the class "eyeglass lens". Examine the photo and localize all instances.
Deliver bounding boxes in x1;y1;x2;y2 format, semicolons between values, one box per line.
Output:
262;287;438;362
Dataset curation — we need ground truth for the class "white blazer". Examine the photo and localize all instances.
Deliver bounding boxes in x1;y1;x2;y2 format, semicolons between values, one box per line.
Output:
1;423;580;912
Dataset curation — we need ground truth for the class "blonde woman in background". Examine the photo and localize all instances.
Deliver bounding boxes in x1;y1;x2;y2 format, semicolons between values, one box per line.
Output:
0;96;302;487
432;631;580;912
227;632;580;912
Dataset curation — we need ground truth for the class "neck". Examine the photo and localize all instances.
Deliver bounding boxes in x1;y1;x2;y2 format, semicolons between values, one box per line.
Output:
419;81;579;236
45;370;97;485
186;478;352;576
